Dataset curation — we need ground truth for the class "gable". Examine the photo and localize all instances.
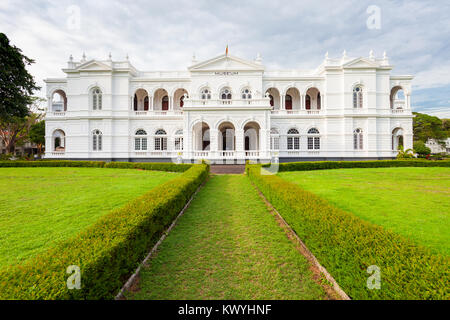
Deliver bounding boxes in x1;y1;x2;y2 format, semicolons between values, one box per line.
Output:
77;60;112;71
189;54;264;72
342;58;378;69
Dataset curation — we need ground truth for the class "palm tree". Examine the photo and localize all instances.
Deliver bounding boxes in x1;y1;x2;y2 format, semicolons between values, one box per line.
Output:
396;145;414;159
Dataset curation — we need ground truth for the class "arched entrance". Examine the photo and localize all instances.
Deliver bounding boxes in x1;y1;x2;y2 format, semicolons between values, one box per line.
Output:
193;122;210;151
392;128;404;150
218;122;235;151
244;122;260;151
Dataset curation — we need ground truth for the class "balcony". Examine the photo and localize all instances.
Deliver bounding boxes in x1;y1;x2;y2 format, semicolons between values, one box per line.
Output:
271;109;322;115
183;98;271;108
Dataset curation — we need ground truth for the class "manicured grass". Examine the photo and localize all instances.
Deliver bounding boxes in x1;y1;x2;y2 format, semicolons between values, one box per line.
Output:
278;167;450;255
128;175;326;300
0;167;179;268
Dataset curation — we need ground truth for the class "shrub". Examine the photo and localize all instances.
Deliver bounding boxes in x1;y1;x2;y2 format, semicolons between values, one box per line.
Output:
247;163;449;300
413;141;431;158
0;162;209;299
268;159;450;172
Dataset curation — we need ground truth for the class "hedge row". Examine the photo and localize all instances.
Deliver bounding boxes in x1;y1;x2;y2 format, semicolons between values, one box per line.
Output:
0;163;209;299
270;159;450;172
0;160;193;172
247;163;449;299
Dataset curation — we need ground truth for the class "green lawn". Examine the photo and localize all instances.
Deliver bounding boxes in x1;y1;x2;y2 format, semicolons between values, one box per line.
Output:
0;167;179;267
128;175;326;300
278;167;450;255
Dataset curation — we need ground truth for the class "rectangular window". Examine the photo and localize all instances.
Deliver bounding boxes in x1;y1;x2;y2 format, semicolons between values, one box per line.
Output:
314;137;320;150
294;137;300;150
135;138;141;151
98;95;102;110
359;135;363;150
98;135;102;151
175;137;183;150
162;137;167;150
142;138;147;151
308;137;314;150
93;136;97;151
287;137;293;150
271;137;279;150
155;138;161;151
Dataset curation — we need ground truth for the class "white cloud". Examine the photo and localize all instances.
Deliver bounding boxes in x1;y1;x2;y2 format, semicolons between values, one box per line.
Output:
0;0;449;117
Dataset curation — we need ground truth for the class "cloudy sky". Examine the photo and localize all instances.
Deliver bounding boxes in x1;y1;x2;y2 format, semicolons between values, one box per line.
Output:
1;0;449;117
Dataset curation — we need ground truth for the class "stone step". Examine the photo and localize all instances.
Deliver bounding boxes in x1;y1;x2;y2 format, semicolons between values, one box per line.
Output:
210;165;246;174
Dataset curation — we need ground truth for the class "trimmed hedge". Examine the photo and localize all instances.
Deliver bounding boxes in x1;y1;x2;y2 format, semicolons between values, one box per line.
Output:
0;160;193;173
270;159;450;172
0;162;209;299
0;160;106;168
247;162;449;300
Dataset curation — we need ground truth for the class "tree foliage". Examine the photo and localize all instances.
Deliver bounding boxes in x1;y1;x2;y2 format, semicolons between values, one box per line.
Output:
0;33;40;121
413;141;431;157
413;112;448;144
29;120;45;154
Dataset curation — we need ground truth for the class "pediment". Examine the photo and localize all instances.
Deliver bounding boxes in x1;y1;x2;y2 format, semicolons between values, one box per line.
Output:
77;60;112;71
189;54;264;72
343;57;378;69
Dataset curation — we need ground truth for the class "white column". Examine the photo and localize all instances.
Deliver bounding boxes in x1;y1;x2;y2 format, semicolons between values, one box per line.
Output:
149;96;153;111
281;94;285;110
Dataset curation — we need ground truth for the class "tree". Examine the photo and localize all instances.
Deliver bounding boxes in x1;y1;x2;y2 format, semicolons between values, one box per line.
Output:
413;141;431;158
0;33;40;121
0;97;44;154
396;145;414;159
413;112;448;144
29;120;45;155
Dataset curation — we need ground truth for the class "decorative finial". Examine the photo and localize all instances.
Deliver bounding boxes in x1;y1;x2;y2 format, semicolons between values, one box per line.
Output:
255;52;262;64
82;52;86;61
108;52;112;60
369;49;374;59
191;52;197;64
69;54;73;62
383;51;387;59
126;53;129;61
342;50;347;58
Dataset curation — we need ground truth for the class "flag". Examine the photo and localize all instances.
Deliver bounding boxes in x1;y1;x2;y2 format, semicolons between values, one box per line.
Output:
226;45;228;56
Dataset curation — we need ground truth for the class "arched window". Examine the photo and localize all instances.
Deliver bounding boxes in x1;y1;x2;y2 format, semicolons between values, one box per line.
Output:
53;130;66;151
392;128;404;151
133;94;138;111
353;128;363;150
52;90;67;112
305;95;311;110
285;95;292;110
287;128;300;150
220;88;232;100
154;129;167;151
270;128;280;150
174;129;184;151
353;86;363;108
201;88;211;100
162;96;169;111
317;93;321;110
92;88;102;110
135;129;147;151
241;88;252;99
92;130;102;151
307;128;320;150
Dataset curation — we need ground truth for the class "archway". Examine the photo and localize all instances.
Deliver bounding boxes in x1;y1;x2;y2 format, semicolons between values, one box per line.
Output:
52;130;66;151
218;122;235;151
174;88;188;110
52;90;67;112
193;122;210;151
153;88;169;111
133;89;149;111
392;128;404;150
390;86;406;109
265;88;280;109
244;122;260;151
305;87;321;110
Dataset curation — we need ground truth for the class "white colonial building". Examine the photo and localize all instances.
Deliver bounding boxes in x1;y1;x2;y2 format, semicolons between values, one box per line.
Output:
44;51;413;163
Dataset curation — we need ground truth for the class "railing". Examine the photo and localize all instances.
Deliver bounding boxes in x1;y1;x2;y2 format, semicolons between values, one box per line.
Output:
133;110;183;116
271;109;321;115
218;150;235;157
193;151;209;158
391;109;404;114
51;151;65;156
245;151;260;157
183;98;271;108
51;112;66;116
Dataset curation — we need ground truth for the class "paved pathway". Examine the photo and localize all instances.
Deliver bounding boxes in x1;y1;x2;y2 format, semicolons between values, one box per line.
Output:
210;165;246;174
